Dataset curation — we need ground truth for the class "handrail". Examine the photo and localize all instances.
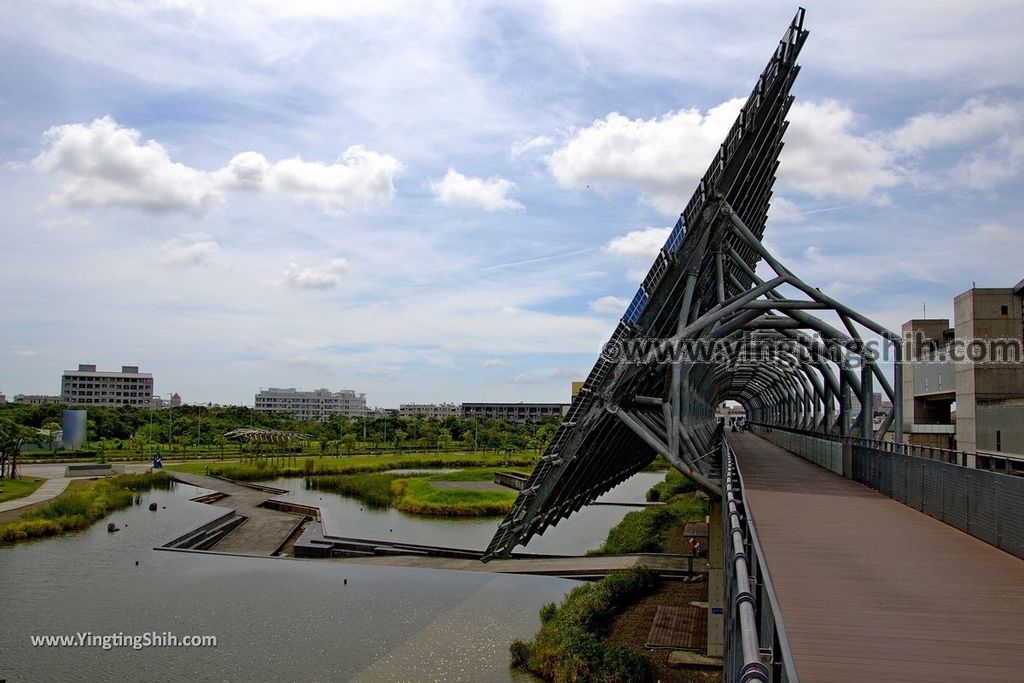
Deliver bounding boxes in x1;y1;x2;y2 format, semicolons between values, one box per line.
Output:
722;436;799;683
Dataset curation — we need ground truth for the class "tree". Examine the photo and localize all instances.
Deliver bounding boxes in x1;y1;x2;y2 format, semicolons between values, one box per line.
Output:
0;419;43;479
42;421;61;451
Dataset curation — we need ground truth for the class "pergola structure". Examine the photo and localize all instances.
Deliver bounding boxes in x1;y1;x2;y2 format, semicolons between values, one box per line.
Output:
484;8;902;561
224;428;314;444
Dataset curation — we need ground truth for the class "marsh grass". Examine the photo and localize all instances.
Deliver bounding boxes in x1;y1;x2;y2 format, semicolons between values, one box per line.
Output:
590;473;705;555
509;566;658;682
171;452;537;481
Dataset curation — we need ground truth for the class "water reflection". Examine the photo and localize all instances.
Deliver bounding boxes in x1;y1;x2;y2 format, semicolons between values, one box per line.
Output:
0;481;574;682
277;470;663;554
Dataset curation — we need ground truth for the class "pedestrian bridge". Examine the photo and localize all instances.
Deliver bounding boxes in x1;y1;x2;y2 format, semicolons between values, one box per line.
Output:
725;431;1024;682
480;9;1024;681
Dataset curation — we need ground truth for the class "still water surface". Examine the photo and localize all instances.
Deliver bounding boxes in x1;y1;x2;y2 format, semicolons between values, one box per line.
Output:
0;470;662;682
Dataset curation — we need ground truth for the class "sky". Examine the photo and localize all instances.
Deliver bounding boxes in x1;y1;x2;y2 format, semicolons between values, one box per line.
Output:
1;1;1022;408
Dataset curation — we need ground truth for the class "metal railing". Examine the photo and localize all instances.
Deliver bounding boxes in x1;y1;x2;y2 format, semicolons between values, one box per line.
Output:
751;422;988;469
723;437;798;683
750;424;1024;561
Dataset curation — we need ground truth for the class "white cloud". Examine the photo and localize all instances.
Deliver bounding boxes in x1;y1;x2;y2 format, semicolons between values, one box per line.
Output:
282;258;348;290
159;237;221;267
34;116;223;214
890;99;1022;154
483;358;509;368
428;168;524;211
547;99;743;213
780;100;900;202
589;295;629;314
953;136;1024;189
35;117;401;215
606;226;671;260
510;135;555;159
10;348;37;357
767;196;804;224
267;147;401;213
510;368;581;385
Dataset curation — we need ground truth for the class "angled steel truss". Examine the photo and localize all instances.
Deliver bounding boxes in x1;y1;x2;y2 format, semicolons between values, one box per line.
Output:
484;8;902;560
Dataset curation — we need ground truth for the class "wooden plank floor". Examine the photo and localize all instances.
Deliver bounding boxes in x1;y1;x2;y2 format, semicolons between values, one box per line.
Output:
729;432;1024;683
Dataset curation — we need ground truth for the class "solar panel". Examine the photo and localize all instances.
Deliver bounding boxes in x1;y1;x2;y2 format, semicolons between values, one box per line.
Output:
483;8;808;560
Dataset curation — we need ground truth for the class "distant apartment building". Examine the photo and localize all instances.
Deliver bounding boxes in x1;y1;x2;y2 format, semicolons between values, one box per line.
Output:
13;394;62;405
254;387;368;422
399;402;460;419
0;392;6;404
902;280;1024;471
61;364;154;407
462;402;569;424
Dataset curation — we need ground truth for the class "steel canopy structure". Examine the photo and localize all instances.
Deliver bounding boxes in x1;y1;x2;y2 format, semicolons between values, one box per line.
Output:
224;428;314;444
484;8;902;560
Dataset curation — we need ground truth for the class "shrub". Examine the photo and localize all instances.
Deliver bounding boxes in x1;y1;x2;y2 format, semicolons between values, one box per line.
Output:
510;566;657;682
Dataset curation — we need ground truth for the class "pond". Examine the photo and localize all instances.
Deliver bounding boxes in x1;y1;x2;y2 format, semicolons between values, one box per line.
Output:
0;469;667;681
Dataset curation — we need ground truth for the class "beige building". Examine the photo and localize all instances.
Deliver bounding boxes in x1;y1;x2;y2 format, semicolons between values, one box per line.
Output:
398;403;460;419
902;280;1024;470
13;394;62;405
462;402;569;424
255;387;367;422
61;364;154;407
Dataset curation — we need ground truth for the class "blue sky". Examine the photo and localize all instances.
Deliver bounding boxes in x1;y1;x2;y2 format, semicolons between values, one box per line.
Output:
1;1;1022;408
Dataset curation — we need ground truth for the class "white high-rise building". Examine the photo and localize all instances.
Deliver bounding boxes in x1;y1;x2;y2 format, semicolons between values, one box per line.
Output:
254;387;367;421
61;364;154;407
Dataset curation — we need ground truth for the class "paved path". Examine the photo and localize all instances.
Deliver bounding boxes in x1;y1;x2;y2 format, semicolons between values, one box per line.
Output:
169;472;305;556
0;478;72;514
730;432;1024;683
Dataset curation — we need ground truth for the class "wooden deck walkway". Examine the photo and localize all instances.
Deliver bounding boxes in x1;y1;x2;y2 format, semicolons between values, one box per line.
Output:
169;472;306;556
729;432;1024;683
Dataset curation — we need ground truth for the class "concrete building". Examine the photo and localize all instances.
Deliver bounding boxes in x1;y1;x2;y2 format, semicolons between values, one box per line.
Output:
462;402;569;424
716;402;746;427
61;364;154;407
254;387;367;422
0;392;6;404
12;394;62;405
398;403;460;419
902;280;1024;470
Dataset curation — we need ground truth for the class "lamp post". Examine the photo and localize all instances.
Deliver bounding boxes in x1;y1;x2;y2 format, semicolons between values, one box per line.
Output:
197;403;205;455
166;393;174;455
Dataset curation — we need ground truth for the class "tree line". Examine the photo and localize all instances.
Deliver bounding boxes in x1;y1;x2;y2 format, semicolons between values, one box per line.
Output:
0;403;562;456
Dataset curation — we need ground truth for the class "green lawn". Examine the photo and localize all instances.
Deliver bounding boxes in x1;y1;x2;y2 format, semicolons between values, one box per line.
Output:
306;465;530;517
395;478;516;516
0;477;45;504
